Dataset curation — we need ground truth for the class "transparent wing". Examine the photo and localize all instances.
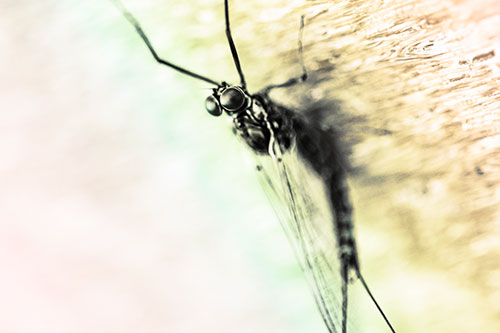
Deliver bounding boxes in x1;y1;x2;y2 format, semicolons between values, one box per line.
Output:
253;146;360;333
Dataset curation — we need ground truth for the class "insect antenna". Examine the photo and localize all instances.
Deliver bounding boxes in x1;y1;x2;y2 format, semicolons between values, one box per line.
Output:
110;0;221;86
357;271;396;333
224;0;247;89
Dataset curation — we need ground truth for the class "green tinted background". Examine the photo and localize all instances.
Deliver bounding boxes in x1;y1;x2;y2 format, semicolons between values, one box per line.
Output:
0;0;324;332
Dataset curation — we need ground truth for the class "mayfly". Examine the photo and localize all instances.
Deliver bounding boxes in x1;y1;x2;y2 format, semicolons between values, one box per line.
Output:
111;1;397;332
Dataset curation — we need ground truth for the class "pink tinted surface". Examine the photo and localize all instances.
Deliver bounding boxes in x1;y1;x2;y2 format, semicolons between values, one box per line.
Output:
0;1;312;332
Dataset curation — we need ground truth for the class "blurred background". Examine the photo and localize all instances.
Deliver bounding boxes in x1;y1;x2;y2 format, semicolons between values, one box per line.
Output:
0;0;499;332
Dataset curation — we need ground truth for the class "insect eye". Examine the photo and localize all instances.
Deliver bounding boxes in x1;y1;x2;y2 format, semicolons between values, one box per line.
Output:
220;87;246;111
205;95;222;116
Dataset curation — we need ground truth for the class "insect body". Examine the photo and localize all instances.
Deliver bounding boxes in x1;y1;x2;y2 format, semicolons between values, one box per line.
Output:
111;1;396;332
230;88;360;282
230;88;365;333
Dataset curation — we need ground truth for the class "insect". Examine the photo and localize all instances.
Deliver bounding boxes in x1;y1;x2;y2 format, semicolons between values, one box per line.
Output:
111;0;397;332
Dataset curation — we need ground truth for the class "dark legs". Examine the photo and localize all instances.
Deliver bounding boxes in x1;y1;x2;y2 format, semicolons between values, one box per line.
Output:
297;14;308;83
264;15;308;93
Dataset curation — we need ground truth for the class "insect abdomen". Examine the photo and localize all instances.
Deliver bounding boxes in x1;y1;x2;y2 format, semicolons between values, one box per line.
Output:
292;116;360;277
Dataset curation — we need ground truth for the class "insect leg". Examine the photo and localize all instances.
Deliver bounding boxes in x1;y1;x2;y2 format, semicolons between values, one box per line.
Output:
264;15;308;93
110;0;221;86
298;15;308;82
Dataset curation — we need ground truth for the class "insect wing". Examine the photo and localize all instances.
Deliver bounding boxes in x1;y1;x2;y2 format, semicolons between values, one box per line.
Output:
253;146;358;333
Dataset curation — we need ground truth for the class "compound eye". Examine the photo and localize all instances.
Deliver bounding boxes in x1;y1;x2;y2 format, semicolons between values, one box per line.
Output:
220;87;246;111
205;95;222;116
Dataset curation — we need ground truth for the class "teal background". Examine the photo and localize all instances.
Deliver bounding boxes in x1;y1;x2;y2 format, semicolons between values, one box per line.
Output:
0;0;324;332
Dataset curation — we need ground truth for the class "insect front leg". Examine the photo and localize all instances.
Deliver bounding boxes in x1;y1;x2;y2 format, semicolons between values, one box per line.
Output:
263;15;308;94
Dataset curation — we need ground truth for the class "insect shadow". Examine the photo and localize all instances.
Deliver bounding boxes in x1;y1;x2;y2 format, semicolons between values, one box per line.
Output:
110;1;397;332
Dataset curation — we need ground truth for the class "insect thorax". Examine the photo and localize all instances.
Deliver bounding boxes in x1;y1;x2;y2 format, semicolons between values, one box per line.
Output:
233;93;294;155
